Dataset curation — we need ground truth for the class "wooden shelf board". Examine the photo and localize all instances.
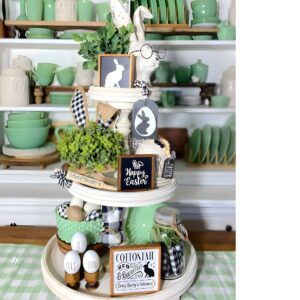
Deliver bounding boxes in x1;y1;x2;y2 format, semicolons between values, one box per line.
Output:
4;20;218;34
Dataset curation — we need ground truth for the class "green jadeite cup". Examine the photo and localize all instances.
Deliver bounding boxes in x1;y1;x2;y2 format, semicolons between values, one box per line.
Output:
78;0;93;21
56;67;76;86
7;118;49;128
191;59;209;83
155;61;173;83
8;111;48;121
160;91;176;107
211;95;229;107
191;0;217;17
125;203;166;245
36;63;58;86
175;66;191;84
96;3;110;22
26;0;43;21
5;126;49;149
217;24;236;40
55;125;76;142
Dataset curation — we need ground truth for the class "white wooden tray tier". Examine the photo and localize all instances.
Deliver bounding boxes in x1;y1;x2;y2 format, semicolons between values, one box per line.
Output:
68;179;177;207
41;235;198;300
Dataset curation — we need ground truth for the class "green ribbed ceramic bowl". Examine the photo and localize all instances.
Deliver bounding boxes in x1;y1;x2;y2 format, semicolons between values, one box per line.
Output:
8;112;48;121
7;118;49;128
55;212;104;244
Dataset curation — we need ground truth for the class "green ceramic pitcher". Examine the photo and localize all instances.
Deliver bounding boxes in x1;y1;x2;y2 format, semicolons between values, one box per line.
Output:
155;61;173;83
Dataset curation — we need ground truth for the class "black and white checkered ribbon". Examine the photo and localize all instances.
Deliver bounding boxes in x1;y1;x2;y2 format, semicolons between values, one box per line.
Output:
98;116;113;129
85;209;102;222
134;80;150;99
161;242;184;278
51;169;72;189
56;201;70;219
71;89;87;128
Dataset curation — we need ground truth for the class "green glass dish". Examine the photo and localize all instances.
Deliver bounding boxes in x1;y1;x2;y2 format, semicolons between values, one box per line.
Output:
217;126;230;163
164;35;192;40
49;92;73;105
145;33;164;40
200;125;212;163
189;128;201;162
167;0;177;23
208;126;220;163
192;35;214;40
226;128;236;163
7;118;49;128
149;0;159;24
158;0;167;23
8;112;47;121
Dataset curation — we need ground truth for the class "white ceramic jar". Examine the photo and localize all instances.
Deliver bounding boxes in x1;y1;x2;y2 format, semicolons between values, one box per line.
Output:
220;66;236;107
228;0;236;26
0;67;29;106
76;63;93;86
55;0;78;21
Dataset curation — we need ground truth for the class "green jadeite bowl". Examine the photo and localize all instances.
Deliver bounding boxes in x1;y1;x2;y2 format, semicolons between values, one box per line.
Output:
8;112;48;121
28;27;53;34
145;33;164;40
7;118;49;128
164;35;192;40
211;95;230;107
192;35;214;40
26;32;54;39
191;16;219;25
49;92;73;105
5;126;50;149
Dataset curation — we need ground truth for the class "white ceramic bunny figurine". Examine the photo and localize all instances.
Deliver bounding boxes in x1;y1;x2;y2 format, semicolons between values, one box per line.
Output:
130;7;160;85
104;59;125;88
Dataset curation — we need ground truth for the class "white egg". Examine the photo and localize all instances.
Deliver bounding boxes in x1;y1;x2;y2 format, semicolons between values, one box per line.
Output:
71;232;87;253
64;250;81;274
70;197;84;208
83;203;101;215
83;250;100;273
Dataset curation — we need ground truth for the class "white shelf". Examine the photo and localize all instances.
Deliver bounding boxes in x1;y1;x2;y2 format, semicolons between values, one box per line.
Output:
0;104;235;114
0;38;235;51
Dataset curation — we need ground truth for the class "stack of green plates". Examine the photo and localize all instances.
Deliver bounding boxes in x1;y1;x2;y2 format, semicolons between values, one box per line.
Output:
188;123;236;164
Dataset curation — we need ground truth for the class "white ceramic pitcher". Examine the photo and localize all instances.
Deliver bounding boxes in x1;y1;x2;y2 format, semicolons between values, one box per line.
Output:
220;66;236;107
0;67;29;106
55;0;78;21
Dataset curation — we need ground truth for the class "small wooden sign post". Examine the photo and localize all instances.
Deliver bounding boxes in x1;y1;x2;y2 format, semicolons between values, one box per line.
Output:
110;244;161;297
117;155;156;192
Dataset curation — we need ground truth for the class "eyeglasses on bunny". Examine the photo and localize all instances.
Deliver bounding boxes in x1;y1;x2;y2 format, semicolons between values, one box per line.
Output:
130;44;166;60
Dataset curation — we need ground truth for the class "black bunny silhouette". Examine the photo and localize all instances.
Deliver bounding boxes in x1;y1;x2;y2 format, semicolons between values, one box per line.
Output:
136;110;150;135
143;261;155;277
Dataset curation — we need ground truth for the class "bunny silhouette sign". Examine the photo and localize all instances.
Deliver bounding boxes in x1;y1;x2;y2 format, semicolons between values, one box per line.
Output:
98;54;136;88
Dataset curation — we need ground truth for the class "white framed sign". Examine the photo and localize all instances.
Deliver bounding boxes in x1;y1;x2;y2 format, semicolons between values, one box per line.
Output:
109;244;161;296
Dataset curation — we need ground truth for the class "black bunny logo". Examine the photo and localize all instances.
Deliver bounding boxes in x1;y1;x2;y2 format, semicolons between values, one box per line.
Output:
136;110;150;135
143;261;155;277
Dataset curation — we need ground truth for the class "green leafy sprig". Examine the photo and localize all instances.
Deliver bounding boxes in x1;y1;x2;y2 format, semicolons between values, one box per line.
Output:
56;122;126;174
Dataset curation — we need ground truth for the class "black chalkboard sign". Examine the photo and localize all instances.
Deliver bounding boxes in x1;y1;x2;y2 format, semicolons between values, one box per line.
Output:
117;155;156;192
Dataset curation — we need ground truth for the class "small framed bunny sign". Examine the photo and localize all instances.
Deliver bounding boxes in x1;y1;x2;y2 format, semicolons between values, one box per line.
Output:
98;54;136;88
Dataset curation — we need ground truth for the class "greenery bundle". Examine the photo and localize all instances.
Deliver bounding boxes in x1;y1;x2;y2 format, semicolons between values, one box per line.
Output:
73;17;134;71
57;122;126;174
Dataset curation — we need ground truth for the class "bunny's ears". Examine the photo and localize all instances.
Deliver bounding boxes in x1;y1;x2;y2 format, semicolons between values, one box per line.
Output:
70;87;89;128
70;86;119;129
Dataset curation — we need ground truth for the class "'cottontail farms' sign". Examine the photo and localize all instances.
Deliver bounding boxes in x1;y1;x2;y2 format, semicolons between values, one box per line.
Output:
117;155;156;192
109;244;161;296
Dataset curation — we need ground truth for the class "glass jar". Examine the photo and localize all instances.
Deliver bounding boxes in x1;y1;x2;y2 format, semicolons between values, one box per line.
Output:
151;206;188;280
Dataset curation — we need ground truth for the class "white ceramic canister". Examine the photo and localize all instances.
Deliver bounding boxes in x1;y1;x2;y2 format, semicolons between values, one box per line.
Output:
220;66;236;107
76;63;94;86
228;0;236;26
55;0;78;21
0;67;29;106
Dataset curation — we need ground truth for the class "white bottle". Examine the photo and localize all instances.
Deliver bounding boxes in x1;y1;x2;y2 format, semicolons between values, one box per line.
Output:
220;66;236;107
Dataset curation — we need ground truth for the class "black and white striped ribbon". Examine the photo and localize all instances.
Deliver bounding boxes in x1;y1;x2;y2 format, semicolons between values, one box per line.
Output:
71;89;87;128
51;169;72;189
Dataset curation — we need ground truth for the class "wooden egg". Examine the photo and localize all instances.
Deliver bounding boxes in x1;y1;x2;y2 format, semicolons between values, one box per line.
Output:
67;206;85;222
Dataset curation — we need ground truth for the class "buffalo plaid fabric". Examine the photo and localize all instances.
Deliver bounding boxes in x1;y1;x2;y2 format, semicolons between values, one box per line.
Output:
101;206;124;246
161;242;184;278
71;89;87;127
56;201;70;219
98;117;113;129
85;209;102;222
128;134;141;154
134;80;150;98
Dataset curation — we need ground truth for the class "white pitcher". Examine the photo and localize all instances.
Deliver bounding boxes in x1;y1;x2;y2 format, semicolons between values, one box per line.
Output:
220;66;236;107
76;63;94;86
0;67;29;106
55;0;78;21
